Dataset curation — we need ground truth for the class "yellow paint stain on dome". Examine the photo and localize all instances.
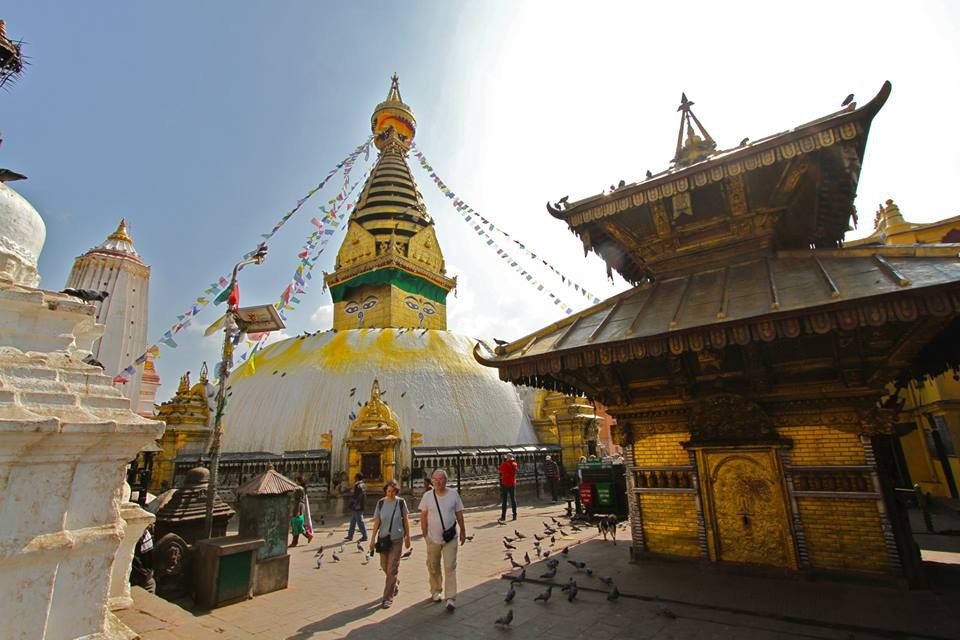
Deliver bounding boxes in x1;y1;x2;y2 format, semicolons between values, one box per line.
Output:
233;329;485;381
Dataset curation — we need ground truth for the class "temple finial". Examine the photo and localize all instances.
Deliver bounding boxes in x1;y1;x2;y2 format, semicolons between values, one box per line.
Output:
108;218;133;244
673;92;717;167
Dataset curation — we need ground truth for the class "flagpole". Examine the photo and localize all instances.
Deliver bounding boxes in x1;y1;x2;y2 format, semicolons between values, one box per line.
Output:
204;246;268;539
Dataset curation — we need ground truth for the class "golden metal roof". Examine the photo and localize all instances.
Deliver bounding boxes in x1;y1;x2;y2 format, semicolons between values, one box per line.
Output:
476;247;960;368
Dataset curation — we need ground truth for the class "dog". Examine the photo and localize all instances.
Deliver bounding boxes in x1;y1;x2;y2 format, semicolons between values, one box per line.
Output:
597;515;618;544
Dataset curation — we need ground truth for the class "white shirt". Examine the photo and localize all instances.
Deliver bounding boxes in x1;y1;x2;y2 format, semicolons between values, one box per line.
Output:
418;488;464;544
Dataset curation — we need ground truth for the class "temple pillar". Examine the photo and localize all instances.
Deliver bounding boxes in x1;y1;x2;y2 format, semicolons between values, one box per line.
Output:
108;484;155;611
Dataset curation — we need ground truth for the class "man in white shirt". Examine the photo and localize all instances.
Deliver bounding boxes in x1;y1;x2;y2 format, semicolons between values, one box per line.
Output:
418;468;466;611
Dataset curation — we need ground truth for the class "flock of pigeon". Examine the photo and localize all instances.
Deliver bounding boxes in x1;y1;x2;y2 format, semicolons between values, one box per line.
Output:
495;514;673;629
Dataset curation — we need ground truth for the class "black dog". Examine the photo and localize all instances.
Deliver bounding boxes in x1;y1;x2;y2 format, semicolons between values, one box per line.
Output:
597;515;618;544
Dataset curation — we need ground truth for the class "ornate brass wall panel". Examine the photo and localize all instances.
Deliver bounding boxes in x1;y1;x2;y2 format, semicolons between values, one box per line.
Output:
698;448;797;569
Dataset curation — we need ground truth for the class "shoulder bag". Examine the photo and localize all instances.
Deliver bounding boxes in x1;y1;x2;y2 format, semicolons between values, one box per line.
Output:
374;499;402;553
433;491;457;543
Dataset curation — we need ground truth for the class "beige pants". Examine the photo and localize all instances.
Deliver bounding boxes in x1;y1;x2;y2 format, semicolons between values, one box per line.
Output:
425;538;458;599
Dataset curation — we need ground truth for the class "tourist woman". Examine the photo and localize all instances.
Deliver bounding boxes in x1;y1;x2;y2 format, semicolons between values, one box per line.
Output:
369;478;412;608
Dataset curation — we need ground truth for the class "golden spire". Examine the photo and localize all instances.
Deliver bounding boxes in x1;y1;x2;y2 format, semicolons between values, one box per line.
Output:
177;371;190;394
108;218;133;244
198;361;209;385
371;74;417;152
673;93;717;167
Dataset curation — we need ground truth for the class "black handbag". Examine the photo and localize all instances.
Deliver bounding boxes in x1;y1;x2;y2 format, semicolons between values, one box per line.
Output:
433;491;457;543
374;499;402;553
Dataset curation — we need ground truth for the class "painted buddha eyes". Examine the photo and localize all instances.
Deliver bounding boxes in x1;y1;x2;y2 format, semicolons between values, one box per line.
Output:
345;296;379;314
404;298;420;311
422;303;436;316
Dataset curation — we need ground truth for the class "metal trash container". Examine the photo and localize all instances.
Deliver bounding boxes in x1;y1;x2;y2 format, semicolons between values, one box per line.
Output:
577;460;628;520
193;536;264;609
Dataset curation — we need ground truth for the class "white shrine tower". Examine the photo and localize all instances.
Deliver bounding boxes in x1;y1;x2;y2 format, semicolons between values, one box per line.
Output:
65;219;154;409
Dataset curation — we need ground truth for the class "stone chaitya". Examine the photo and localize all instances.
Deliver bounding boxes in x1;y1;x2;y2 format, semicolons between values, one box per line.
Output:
0;175;164;636
477;82;960;582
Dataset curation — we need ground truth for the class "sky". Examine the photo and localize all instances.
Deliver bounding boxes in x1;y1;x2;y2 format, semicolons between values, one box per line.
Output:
3;1;960;401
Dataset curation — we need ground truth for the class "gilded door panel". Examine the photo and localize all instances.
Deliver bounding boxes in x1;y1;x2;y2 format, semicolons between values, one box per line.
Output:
703;450;795;568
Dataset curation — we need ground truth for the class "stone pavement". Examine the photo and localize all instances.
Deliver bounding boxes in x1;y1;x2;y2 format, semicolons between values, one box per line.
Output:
118;501;960;640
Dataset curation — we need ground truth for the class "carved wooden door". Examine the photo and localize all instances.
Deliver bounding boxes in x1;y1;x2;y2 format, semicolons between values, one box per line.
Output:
702;450;796;568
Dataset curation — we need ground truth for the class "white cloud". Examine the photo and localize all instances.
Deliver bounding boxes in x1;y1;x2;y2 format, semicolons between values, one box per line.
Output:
308;303;334;330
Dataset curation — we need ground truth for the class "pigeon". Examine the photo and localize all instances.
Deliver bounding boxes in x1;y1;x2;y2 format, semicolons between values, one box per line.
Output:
558;528;568;537
571;525;582;532
331;552;340;562
567;584;578;602
540;567;557;579
561;546;570;555
551;517;561;525
503;536;515;543
510;557;524;570
567;560;586;571
326;530;335;537
524;552;531;565
646;170;653;179
560;578;576;592
494;609;514;626
504;584;516;603
315;557;323;569
401;547;413;559
550;536;556;545
62;288;109;303
558;195;569;205
739;137;749;147
516;568;526;582
542;521;552;530
464;534;475;542
534;585;553;602
314;548;324;557
546;558;559;570
655;597;676;619
545;527;557;536
514;530;526;539
618;179;626;188
503;541;516;550
533;541;541;548
598;576;614;586
607;586;620;601
842;93;855;107
533;534;544;542
349;387;356;396
82;354;104;369
418;404;425;410
585;568;593;577
543;550;551;559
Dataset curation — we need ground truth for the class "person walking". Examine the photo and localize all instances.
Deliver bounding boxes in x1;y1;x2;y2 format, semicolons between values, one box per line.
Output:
290;503;312;547
543;455;561;502
344;473;368;542
369;479;412;609
419;468;466;612
497;453;519;523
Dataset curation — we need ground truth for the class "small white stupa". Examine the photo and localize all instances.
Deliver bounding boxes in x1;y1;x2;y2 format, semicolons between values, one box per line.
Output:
0;175;164;638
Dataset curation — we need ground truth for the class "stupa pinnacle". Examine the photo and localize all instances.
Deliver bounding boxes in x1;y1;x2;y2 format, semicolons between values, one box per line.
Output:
325;75;456;330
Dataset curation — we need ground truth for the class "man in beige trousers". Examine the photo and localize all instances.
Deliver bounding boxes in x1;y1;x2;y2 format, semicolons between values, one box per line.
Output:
419;468;466;612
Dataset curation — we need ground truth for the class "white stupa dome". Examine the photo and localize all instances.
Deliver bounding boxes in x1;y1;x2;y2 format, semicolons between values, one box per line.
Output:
0;180;46;287
222;328;537;473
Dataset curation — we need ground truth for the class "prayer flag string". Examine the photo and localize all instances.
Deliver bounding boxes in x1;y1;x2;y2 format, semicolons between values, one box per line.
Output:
410;145;603;308
113;138;372;382
413;143;602;313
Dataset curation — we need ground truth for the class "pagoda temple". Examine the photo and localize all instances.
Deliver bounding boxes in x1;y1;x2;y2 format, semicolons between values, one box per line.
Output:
477;82;960;581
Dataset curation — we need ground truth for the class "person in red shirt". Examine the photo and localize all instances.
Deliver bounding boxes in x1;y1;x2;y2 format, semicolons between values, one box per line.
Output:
497;453;519;522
